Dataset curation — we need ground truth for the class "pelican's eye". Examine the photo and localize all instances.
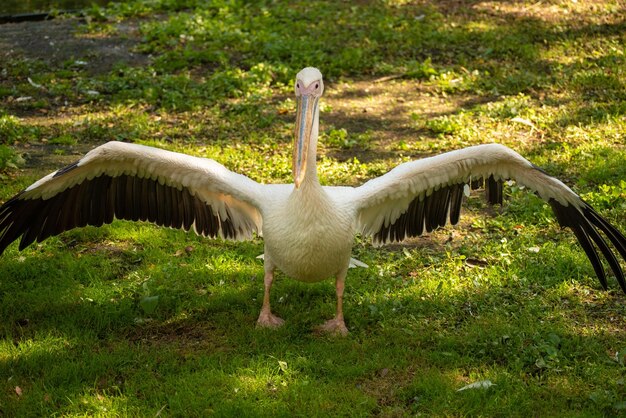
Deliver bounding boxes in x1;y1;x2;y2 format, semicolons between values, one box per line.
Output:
315;82;319;90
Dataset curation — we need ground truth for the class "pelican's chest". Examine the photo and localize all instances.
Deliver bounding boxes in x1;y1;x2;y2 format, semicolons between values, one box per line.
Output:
262;187;354;282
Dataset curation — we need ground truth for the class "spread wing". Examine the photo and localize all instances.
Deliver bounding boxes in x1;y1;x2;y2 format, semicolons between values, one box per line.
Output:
0;141;265;253
348;143;626;292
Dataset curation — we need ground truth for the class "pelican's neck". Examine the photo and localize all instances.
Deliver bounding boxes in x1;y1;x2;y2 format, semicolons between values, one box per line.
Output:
297;107;322;193
304;108;320;185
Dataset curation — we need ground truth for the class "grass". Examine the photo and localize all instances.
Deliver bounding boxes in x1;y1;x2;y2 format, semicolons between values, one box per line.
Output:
1;0;626;415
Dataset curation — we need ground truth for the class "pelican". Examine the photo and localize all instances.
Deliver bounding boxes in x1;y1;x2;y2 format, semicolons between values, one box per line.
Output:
1;67;625;335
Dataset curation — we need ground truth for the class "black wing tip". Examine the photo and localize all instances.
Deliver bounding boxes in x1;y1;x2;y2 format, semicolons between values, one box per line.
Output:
470;176;504;206
549;198;626;294
486;175;504;205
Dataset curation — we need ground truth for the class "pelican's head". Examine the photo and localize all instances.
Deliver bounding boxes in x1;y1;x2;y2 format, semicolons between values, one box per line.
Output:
293;67;324;188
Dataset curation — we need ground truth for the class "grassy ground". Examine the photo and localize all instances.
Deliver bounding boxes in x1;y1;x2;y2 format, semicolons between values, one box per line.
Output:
1;0;626;415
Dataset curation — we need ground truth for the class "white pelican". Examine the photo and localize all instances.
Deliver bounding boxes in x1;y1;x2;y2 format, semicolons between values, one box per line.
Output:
1;67;625;336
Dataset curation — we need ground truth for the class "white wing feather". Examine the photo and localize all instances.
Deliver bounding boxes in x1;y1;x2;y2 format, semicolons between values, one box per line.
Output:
348;143;583;238
20;141;265;239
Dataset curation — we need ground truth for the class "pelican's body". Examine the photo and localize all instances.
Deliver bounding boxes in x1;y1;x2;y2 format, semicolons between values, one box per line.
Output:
263;184;354;283
1;67;625;335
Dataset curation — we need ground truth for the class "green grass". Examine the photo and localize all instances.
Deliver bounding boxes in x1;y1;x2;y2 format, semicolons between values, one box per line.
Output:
1;0;626;415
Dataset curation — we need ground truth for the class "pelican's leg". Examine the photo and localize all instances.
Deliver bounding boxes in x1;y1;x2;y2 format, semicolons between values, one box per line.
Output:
256;258;285;328
316;269;349;336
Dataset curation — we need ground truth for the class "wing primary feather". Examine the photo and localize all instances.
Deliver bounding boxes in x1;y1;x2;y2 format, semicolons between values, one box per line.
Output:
584;205;626;261
19;200;50;250
131;176;142;221
89;176;102;226
424;191;435;233
137;177;148;221
449;183;464;225
192;197;205;236
38;192;67;242
432;187;448;230
147;179;158;223
188;192;199;232
134;177;144;221
436;187;451;228
221;205;236;239
226;205;237;239
209;205;220;238
581;205;626;292
59;183;80;231
154;181;164;225
104;176;116;224
486;175;503;205
181;189;194;231
162;181;172;227
81;180;94;225
580;219;626;293
115;175;128;219
174;186;185;229
204;203;214;237
74;181;90;228
394;203;408;242
406;197;420;237
173;187;184;229
125;175;136;220
142;177;152;222
114;175;125;219
122;176;133;220
569;223;607;289
91;175;110;227
415;197;425;236
373;222;386;243
0;200;20;251
168;186;178;228
429;188;442;231
548;199;626;292
424;188;442;233
201;202;210;237
140;177;149;221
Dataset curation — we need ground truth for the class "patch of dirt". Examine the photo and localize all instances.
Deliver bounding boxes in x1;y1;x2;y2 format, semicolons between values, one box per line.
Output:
12;142;94;174
126;318;233;353
324;79;451;137
419;0;625;26
0;17;149;74
356;365;420;413
322;79;489;163
471;0;625;26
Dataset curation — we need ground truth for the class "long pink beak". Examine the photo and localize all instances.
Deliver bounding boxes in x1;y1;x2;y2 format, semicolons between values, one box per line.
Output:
293;94;317;188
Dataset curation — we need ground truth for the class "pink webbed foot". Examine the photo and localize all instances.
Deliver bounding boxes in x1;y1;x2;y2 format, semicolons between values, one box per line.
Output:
256;310;285;329
315;317;349;337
